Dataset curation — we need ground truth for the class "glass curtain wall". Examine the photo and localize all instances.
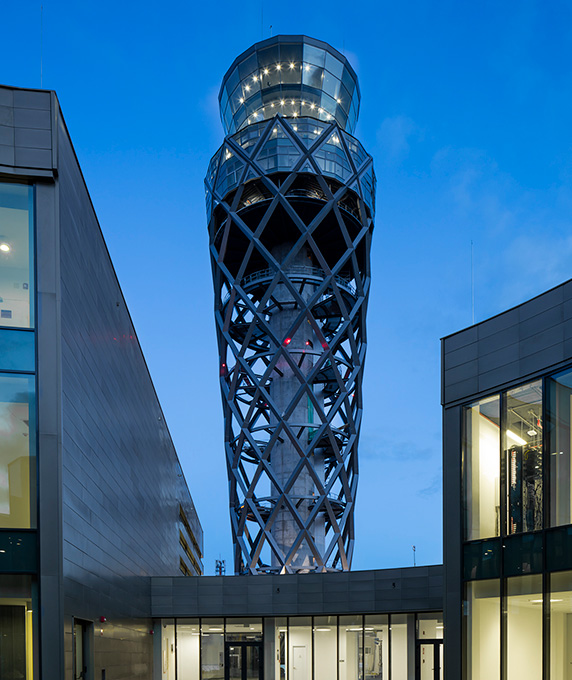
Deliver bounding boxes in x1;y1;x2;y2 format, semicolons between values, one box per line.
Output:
0;182;36;680
461;370;572;678
162;614;430;680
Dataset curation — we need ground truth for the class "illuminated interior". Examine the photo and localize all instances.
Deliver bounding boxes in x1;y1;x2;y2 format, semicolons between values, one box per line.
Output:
0;184;33;329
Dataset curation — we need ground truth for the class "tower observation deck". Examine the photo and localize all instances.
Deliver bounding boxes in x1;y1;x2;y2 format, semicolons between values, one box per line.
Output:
205;35;375;574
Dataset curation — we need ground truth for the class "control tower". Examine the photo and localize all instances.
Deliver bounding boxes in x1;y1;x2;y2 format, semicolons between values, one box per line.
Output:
205;35;375;574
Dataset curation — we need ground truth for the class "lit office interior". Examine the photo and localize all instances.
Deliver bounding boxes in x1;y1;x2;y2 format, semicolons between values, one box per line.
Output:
0;182;37;679
158;613;443;679
463;370;572;678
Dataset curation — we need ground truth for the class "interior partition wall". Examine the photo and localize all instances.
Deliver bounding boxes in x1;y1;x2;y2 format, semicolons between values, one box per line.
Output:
460;364;572;679
158;613;442;680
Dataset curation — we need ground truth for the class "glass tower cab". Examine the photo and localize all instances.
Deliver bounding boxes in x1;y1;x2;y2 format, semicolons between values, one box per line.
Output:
206;36;375;575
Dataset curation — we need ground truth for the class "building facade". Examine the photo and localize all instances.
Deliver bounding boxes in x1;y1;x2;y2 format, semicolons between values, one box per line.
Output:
442;280;572;679
205;35;375;575
152;567;443;680
0;84;203;680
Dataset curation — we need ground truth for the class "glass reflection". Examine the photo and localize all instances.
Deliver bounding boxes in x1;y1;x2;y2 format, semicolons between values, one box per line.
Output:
464;395;501;540
0;374;36;529
0;184;34;329
505;381;543;534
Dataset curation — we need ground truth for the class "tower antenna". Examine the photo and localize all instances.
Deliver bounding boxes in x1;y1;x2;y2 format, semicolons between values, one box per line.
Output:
471;240;475;325
40;4;44;88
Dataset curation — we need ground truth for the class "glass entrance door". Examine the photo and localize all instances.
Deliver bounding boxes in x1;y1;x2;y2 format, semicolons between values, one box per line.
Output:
417;641;443;680
225;642;262;680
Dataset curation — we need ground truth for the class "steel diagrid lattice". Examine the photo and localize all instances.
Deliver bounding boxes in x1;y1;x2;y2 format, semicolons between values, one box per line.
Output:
206;114;375;574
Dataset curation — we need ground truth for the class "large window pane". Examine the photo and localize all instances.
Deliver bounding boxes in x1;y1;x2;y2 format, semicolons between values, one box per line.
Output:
266;618;287;680
505;574;543;680
340;615;363;680
0;374;36;529
390;614;414;680
505;381;543;534
365;615;388;680
161;619;176;680
177;619;200;680
548;368;572;526
202;619;224;680
549;570;572;680
463;580;500;680
314;616;337;680
289;617;311;680
0;184;34;329
0;575;36;680
464;396;500;540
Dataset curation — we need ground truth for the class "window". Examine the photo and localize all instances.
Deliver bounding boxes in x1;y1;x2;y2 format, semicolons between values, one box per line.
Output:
0;575;36;680
463;580;500;680
549;570;572;680
0;374;36;529
0;184;34;329
505;381;543;535
463;396;501;540
547;368;572;527
505;574;543;680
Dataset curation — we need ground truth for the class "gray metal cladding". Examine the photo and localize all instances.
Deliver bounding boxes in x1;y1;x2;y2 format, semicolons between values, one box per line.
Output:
151;566;443;618
441;279;572;406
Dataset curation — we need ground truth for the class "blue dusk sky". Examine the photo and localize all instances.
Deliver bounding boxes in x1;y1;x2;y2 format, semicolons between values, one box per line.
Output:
3;1;572;573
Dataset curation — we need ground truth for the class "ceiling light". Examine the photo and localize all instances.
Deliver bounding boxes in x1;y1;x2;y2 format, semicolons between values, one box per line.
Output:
239;97;244;104
527;429;537;436
245;85;250;92
276;64;281;71
263;68;269;75
315;627;331;632
507;430;527;446
280;100;285;106
0;243;10;252
310;103;315;110
289;62;295;69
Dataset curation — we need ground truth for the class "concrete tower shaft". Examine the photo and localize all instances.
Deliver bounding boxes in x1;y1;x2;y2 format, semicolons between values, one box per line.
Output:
206;36;375;574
